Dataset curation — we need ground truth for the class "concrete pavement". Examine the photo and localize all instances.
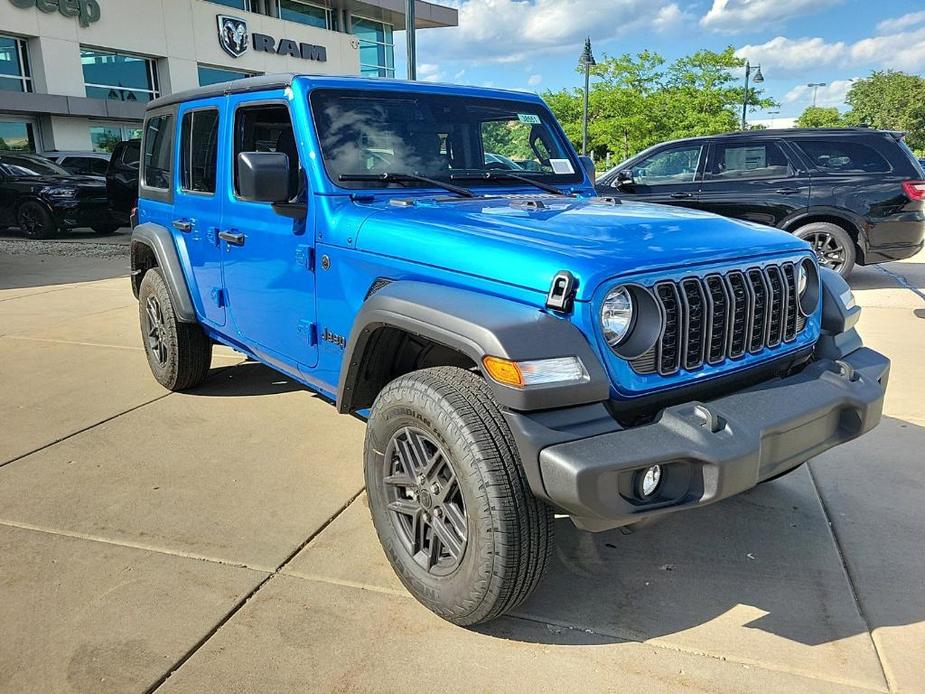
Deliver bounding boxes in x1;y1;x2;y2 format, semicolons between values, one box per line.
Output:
0;251;922;693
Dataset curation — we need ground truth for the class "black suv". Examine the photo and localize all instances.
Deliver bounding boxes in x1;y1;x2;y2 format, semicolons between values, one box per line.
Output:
0;152;118;238
596;128;925;275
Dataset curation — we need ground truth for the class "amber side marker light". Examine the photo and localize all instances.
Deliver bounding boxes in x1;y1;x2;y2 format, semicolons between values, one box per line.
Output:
482;356;588;389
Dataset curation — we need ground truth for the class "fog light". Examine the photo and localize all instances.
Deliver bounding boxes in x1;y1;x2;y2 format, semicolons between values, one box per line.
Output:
640;465;662;498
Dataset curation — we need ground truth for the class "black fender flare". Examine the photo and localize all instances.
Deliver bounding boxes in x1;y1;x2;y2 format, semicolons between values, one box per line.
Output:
130;223;197;323
337;281;610;413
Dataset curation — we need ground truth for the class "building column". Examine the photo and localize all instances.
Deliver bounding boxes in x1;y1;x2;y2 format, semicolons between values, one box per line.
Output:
158;56;199;95
27;36;84;98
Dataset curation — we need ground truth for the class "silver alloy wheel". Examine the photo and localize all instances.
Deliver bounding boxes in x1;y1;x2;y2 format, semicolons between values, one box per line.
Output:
383;426;468;576
144;295;170;367
804;230;847;272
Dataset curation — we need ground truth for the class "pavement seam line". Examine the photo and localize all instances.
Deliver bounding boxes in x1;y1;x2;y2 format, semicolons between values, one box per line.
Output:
874;265;925;303
807;463;896;693
0;393;173;470
146;486;366;693
3;334;243;359
506;612;889;693
0;519;272;573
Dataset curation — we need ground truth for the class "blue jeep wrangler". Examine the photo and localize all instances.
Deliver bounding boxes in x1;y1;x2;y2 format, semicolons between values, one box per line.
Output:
131;74;889;625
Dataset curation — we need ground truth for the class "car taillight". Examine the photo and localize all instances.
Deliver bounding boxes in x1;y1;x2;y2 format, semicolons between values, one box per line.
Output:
902;180;925;200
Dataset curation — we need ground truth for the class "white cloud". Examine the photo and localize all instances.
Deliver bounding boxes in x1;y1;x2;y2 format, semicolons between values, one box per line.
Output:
527;74;542;86
876;10;925;34
700;0;841;33
417;63;445;83
736;24;925;74
784;79;855;108
736;36;846;73
415;0;687;66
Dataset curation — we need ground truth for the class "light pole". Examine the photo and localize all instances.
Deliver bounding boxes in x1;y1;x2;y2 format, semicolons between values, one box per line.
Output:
741;60;764;130
406;0;416;80
807;82;827;107
579;37;596;156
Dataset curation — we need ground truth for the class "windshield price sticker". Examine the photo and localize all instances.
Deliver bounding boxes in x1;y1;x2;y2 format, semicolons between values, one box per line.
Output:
550;158;574;174
517;113;541;124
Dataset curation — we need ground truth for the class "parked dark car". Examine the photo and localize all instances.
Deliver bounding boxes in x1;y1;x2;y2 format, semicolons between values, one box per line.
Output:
0;152;118;238
596;128;925;275
43;151;111;177
106;139;140;227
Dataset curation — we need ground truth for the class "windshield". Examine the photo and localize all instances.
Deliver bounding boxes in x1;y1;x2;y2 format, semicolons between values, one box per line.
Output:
309;89;582;190
0;155;70;177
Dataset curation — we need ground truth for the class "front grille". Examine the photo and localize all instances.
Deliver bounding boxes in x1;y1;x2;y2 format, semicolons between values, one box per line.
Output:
630;261;807;376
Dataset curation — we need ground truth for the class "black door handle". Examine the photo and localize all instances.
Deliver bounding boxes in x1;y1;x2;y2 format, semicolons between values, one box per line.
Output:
776;188;800;195
219;230;245;246
670;192;693;199
172;219;192;232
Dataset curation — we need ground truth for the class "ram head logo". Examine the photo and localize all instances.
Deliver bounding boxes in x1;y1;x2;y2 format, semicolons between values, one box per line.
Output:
217;15;249;59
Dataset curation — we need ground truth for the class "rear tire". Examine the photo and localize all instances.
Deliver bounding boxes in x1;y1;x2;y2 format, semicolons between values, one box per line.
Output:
365;366;554;626
17;201;57;240
138;268;212;391
793;222;855;276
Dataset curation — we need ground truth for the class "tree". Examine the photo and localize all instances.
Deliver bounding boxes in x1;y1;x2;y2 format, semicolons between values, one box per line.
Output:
796;106;845;128
542;47;776;162
845;71;925;152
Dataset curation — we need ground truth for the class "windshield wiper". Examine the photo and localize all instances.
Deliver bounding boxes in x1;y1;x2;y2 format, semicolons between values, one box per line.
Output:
450;170;566;196
338;172;475;198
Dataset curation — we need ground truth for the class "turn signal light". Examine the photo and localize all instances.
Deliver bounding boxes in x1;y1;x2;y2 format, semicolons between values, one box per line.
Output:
902;180;925;201
482;356;588;389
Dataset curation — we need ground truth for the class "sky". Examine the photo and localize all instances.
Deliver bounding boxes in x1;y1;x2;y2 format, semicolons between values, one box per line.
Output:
395;0;925;121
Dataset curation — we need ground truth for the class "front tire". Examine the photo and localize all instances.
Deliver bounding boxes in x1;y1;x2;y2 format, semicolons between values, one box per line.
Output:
793;222;855;276
365;366;554;626
138;268;212;391
17;201;57;239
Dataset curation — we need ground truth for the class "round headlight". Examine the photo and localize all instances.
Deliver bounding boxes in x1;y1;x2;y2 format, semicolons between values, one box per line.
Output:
601;286;634;347
798;258;819;316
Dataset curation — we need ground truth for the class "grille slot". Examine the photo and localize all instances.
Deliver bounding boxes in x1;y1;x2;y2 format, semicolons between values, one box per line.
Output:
633;261;809;376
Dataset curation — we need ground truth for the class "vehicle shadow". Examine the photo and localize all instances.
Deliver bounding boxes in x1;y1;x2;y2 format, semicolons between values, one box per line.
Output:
195;361;308;397
478;416;925;654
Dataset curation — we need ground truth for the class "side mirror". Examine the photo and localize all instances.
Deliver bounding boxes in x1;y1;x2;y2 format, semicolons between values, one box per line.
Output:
578;155;595;181
615;169;634;188
237;151;290;203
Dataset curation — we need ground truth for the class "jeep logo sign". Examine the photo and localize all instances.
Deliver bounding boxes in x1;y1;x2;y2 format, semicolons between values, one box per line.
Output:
8;0;101;27
216;14;327;63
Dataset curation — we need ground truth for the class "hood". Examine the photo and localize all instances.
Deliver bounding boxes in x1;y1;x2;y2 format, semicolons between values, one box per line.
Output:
353;195;810;300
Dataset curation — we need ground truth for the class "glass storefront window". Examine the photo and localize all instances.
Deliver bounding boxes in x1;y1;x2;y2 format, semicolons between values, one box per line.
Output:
198;65;256;86
90;125;143;153
278;0;331;29
81;47;160;103
0;120;36;151
0;35;32;93
352;17;394;78
208;0;251;10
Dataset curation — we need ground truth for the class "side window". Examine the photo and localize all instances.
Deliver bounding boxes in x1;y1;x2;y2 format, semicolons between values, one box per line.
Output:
142;114;173;190
122;141;141;168
90;158;109;176
631;146;702;185
180;109;220;194
233;104;299;200
59;158;86;175
795;139;891;174
708;142;791;180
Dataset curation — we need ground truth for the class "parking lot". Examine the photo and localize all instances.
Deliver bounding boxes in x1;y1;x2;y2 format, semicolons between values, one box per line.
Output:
1;237;923;693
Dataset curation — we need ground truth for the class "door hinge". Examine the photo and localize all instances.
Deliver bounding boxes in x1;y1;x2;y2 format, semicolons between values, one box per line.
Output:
297;320;317;345
295;244;314;271
211;287;226;308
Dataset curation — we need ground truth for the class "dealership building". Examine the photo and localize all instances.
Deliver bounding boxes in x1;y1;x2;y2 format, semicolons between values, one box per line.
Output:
0;0;456;153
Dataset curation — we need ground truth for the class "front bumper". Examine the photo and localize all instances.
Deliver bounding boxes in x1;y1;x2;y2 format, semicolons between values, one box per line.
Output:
531;347;889;530
50;198;112;229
